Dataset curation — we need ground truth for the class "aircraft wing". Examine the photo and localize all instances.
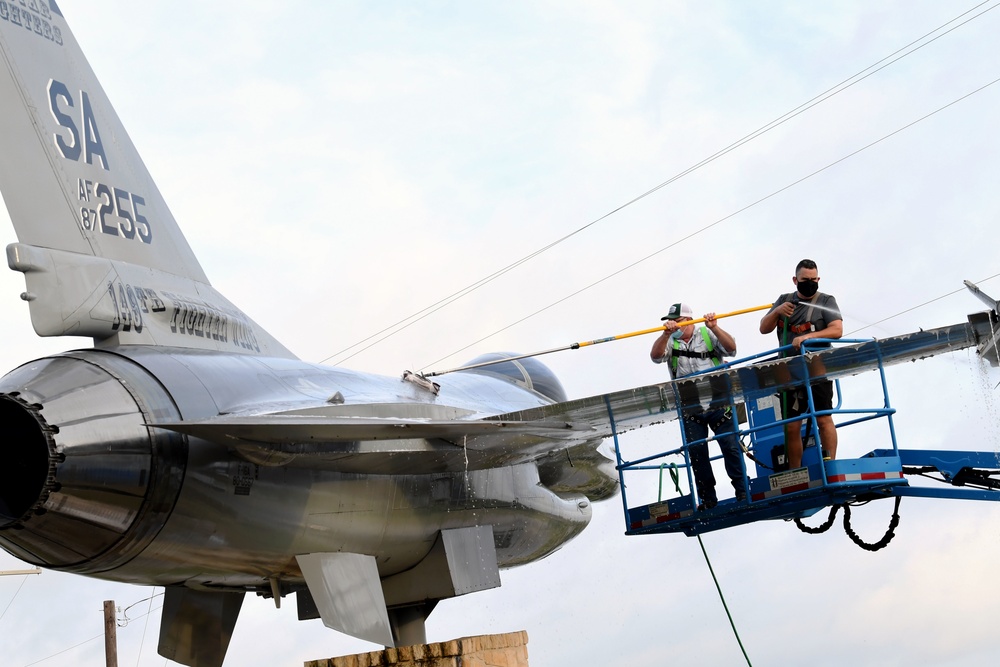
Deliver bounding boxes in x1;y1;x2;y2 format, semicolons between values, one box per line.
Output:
156;415;596;474
157;316;991;476
491;316;992;431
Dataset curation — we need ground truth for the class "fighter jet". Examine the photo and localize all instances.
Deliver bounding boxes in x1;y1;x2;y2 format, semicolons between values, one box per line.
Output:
6;6;1000;667
0;5;632;666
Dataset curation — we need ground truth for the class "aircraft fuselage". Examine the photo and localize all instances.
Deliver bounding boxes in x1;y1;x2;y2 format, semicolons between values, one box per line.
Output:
0;347;591;593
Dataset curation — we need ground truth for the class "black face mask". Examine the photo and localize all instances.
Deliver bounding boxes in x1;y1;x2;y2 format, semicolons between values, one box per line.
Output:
797;279;819;298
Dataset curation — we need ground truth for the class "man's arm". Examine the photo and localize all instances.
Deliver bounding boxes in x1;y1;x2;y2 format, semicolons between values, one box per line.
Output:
705;313;737;355
650;331;670;362
760;300;794;334
791;318;843;349
651;319;681;362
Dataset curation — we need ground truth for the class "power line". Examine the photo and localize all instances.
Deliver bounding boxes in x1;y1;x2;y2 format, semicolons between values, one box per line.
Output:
325;1;999;367
133;590;160;667
14;594;164;667
20;633;103;667
847;272;1000;337
421;76;1000;370
0;573;31;622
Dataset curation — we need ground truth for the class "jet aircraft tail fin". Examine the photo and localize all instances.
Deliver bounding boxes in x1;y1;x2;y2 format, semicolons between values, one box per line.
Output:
0;3;292;356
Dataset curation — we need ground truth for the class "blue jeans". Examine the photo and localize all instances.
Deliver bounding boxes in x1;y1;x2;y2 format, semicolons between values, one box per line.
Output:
682;407;746;503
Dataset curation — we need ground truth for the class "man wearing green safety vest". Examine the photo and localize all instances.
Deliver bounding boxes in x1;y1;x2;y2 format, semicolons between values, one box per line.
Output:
651;303;747;510
759;259;843;470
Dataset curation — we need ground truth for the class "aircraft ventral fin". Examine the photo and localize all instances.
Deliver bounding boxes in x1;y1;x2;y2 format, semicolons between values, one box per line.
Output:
297;552;395;647
297;528;500;649
158;588;244;667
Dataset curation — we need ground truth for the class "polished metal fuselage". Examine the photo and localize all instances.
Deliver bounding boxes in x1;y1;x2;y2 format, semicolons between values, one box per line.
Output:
0;346;592;593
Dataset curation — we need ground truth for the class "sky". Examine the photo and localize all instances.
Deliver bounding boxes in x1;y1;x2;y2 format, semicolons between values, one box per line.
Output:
2;1;1000;665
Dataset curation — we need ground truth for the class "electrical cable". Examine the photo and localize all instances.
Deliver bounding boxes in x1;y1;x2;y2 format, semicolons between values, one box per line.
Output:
120;590;164;625
134;588;158;667
794;498;903;552
19;633;103;667
422;77;1000;370
324;2;998;367
847;271;1000;336
0;573;30;622
14;594;163;667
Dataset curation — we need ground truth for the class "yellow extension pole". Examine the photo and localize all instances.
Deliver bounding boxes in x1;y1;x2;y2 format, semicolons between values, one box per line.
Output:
575;303;774;348
423;303;774;377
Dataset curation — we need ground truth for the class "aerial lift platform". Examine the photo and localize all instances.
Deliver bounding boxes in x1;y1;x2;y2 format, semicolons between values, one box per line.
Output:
611;285;1000;540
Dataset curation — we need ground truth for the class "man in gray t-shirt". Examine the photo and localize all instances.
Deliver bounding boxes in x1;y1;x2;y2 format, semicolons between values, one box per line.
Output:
759;259;843;469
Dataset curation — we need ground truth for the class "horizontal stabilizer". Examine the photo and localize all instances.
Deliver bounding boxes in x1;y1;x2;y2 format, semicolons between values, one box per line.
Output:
297;552;394;647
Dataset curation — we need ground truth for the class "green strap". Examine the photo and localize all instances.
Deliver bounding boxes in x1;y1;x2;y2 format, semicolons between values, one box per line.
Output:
671;327;722;372
700;326;721;367
658;463;683;502
780;315;790;454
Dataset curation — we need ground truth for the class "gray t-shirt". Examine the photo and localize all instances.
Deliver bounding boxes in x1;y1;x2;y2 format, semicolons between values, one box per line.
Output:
770;292;842;348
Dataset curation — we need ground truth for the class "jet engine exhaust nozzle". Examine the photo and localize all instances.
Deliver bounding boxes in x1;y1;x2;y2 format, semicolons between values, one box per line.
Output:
0;353;186;573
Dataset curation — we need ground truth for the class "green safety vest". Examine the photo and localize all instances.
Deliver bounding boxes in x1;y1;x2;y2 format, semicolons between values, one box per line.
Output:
670;327;722;375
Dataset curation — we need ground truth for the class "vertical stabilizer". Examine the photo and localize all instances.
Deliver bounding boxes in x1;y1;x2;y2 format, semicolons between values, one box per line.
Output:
0;3;292;356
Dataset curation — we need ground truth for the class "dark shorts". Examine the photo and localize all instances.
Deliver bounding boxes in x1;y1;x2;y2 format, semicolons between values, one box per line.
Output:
782;379;834;418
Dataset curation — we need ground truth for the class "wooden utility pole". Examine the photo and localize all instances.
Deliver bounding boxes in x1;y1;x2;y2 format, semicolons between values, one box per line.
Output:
104;599;118;667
